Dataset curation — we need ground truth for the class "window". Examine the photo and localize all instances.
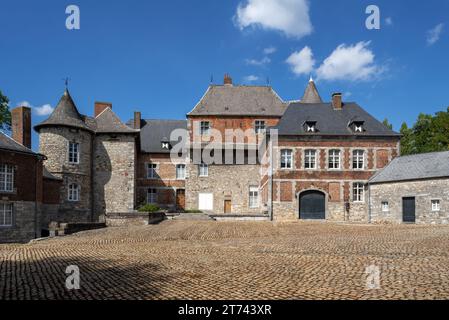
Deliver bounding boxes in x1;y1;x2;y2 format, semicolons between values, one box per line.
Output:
161;142;170;150
355;124;363;133
0;203;13;227
353;150;365;170
199;163;209;177
249;187;259;208
306;124;316;132
147;164;158;179
305;150;317;169
176;164;186;180
68;142;80;164
352;182;365;202
280;150;293;169
382;201;389;212
200;121;210;136
68;183;80;202
255;120;266;134
0;164;14;192
328;150;341;169
432;200;441;212
147;188;157;204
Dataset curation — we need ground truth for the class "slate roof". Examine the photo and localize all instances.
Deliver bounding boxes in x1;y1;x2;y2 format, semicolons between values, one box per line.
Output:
274;102;400;137
369;151;449;184
187;85;287;116
126;119;187;153
35;90;138;135
301;79;323;103
0;132;41;157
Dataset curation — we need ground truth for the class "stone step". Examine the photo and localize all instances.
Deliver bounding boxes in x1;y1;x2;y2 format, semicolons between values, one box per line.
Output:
173;213;214;221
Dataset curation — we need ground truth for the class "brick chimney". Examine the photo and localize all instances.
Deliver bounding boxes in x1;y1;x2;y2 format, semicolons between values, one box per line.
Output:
11;106;32;149
134;111;141;129
94;102;112;117
332;93;342;110
224;73;233;85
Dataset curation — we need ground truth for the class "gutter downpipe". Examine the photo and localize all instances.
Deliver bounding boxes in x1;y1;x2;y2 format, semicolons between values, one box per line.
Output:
368;182;372;224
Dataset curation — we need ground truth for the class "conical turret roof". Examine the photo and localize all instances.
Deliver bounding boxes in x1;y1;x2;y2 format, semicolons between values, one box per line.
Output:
35;89;93;132
300;78;323;103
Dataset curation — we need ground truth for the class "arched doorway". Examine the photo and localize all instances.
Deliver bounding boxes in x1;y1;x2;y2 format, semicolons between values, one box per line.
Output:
299;190;326;220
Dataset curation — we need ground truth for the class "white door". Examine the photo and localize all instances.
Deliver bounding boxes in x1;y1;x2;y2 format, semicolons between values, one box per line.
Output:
198;193;213;211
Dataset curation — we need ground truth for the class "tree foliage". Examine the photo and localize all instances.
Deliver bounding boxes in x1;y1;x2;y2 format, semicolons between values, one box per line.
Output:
0;90;11;131
400;107;449;155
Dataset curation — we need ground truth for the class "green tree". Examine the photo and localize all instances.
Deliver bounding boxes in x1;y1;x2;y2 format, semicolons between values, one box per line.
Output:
400;122;414;155
382;118;393;130
0;90;11;131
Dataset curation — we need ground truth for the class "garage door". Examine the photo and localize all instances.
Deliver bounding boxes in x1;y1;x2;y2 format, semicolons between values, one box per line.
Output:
299;191;325;220
199;193;213;211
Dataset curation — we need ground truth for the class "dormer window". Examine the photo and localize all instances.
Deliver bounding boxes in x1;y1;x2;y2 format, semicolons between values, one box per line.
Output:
161;142;170;150
304;121;317;133
355;124;363;133
350;121;365;133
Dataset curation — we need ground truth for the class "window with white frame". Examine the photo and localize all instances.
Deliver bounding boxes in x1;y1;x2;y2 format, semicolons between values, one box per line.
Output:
280;149;293;169
176;164;186;180
200;121;210;135
0;203;13;227
147;164;158;179
431;199;441;212
198;163;209;177
352;182;365;202
147;188;157;204
355;124;363;133
353;150;365;170
68;142;80;164
328;149;341;169
305;149;317;169
382;201;389;212
306;123;316;132
249;186;259;208
0;164;14;192
68;183;80;202
255;120;266;134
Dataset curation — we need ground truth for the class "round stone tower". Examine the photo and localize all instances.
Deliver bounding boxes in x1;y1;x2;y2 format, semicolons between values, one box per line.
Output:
35;89;94;222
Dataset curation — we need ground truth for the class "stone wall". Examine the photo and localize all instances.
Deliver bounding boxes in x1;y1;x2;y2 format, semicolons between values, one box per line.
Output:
94;134;136;218
0;201;37;243
370;178;449;224
185;164;261;214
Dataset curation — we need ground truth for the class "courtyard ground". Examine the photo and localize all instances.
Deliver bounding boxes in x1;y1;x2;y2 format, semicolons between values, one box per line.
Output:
1;220;449;300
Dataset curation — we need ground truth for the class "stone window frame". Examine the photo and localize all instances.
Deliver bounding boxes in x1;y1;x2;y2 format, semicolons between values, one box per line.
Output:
327;149;342;170
381;201;390;212
280;149;293;170
352;149;366;171
352;182;365;203
0;202;14;228
176;164;186;180
303;149;318;170
431;199;441;212
147;188;158;204
198;163;209;177
67;183;80;202
254;120;266;134
146;163;159;179
249;186;259;209
68;141;80;165
0;163;14;193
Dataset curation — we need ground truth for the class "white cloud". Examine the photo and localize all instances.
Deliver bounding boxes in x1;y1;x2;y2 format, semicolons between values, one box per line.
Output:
286;46;315;76
243;75;260;82
235;0;313;38
246;56;271;66
263;46;277;55
427;23;444;45
16;101;32;108
385;17;393;26
316;41;383;81
35;104;54;116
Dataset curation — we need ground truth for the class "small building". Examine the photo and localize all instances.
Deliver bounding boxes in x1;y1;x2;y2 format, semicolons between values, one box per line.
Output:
368;151;449;224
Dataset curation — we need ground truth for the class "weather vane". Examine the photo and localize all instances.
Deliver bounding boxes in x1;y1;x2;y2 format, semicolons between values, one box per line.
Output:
63;77;70;89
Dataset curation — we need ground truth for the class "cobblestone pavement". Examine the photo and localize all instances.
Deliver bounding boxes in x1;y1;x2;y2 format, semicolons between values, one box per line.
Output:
2;220;449;300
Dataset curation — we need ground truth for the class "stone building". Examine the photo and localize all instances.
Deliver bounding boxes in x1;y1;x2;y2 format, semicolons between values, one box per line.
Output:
0;107;62;243
35;89;139;224
368;151;449;224
261;79;401;222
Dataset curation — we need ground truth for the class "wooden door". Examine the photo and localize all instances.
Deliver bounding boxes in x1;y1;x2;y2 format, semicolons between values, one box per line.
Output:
176;189;185;211
224;200;232;214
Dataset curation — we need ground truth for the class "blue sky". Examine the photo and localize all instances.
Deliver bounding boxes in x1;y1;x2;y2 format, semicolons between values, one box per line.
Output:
1;0;448;151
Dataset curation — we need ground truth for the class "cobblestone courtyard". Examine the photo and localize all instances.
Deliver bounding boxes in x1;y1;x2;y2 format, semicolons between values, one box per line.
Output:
2;220;449;300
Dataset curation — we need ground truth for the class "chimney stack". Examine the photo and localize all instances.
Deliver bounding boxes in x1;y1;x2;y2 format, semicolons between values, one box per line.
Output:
94;101;112;117
332;93;342;110
134;111;141;129
224;73;233;85
11;106;32;149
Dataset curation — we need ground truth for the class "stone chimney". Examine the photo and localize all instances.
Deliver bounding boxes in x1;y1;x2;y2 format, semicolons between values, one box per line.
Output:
94;102;112;117
11;106;32;149
224;73;233;85
134;111;141;129
332;93;342;110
